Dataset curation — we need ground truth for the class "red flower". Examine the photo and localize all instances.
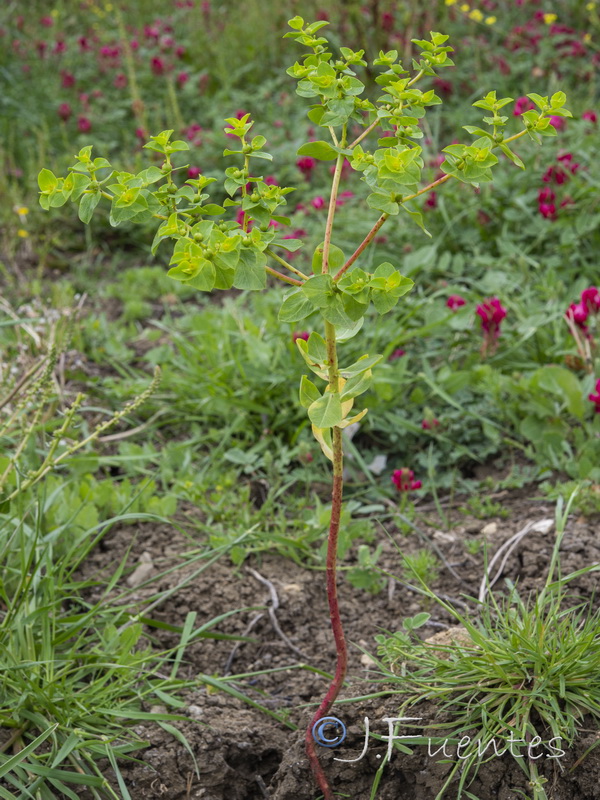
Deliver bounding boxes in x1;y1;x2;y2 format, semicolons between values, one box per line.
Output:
60;70;75;88
292;331;310;342
514;96;535;116
476;298;507;339
582;110;597;123
150;56;165;76
176;71;189;87
566;302;588;327
446;294;466;311
187;166;201;179
421;419;440;430
538;202;556;220
77;115;91;133
392;468;422;492
388;348;405;361
549;115;566;131
297;156;316;177
312;196;325;209
57;102;71;121
581;286;600;313
113;73;127;89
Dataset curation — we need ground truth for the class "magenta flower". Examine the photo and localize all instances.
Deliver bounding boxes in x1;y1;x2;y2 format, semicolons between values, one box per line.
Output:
538;202;556;220
40;15;53;27
292;331;310;342
588;379;600;413
446;294;466;311
582;286;600;313
77;116;91;133
425;191;437;209
297;156;316;177
176;71;189;87
566;302;589;328
187;166;201;179
60;70;75;89
57;102;72;121
150;56;166;76
514;96;535;116
388;348;406;361
392;468;422;492
113;73;127;89
312;196;325;210
476;298;507;343
421;419;440;431
582;110;597;123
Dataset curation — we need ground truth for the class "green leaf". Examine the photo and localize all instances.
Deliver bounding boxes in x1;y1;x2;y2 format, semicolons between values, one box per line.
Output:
297;140;338;161
279;291;315;323
78;191;101;223
367;192;399;215
312;242;345;274
302;273;334;307
233;250;267;290
38;168;58;193
299;375;321;408
308;392;344;428
341;354;383;377
498;143;525;169
340;370;372;401
288;15;304;30
307;332;327;363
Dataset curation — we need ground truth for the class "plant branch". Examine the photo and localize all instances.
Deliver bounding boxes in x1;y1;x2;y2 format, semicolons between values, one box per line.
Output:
305;320;347;800
265;248;308;281
333;213;388;281
322;126;347;275
264;265;303;286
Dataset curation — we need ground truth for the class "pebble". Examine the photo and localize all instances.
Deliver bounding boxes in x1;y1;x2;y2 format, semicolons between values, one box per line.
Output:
481;522;498;536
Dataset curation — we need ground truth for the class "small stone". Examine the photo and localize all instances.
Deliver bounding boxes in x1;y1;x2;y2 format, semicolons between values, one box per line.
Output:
188;705;203;719
361;653;377;668
126;551;154;587
531;518;554;534
481;522;498;536
433;530;456;543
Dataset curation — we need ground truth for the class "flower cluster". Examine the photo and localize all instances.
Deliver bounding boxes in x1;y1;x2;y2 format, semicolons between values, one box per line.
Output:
392;468;422;492
476;297;507;338
537;153;580;219
446;294;466;311
566;286;600;334
589;378;600;413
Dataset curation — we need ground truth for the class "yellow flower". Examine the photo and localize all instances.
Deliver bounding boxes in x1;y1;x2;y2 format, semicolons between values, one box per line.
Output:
543;13;557;24
583;32;592;42
15;205;29;217
586;1;595;9
445;0;458;5
485;15;497;24
469;9;484;21
105;2;113;9
460;3;470;11
17;229;29;238
50;8;58;17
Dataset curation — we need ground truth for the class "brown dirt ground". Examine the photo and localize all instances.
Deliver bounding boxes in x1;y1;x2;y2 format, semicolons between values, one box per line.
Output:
74;489;600;800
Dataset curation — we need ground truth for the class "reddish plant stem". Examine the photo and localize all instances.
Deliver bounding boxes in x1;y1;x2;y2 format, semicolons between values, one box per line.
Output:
264;265;303;286
332;213;388;282
305;424;346;800
305;319;346;798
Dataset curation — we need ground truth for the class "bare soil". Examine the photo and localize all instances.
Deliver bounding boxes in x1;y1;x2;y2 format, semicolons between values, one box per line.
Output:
78;490;600;800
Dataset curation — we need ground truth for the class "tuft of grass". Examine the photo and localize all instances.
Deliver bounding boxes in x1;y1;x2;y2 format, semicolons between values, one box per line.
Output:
376;494;600;800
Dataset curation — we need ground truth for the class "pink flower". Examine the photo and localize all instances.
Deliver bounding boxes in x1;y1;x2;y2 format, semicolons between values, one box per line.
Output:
581;286;600;313
40;15;53;27
421;419;440;430
312;196;325;209
582;110;597;123
150;56;165;75
113;72;127;89
476;298;507;339
381;11;394;31
292;331;310;342
60;70;75;88
78;36;92;52
336;190;355;207
566;302;588;327
514;96;535;116
57;102;71;121
77;115;91;133
549;115;566;131
538;187;555;204
388;348;405;361
392;468;422;492
53;39;67;55
542;165;568;184
297;156;316;177
538;202;556;220
425;191;437;209
557;153;580;174
176;71;189;87
187;166;201;179
446;294;466;311
588;379;600;412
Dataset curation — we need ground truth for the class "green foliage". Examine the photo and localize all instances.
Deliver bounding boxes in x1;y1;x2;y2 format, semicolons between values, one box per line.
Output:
376;502;600;800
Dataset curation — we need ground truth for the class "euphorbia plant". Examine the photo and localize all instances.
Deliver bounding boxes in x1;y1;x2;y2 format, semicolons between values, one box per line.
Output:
38;16;570;798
